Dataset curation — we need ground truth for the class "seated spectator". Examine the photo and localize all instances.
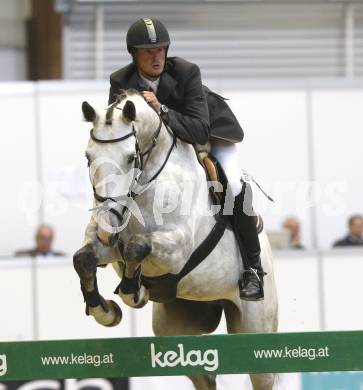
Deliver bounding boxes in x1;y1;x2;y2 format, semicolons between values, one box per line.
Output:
15;224;65;257
283;216;305;250
333;214;363;247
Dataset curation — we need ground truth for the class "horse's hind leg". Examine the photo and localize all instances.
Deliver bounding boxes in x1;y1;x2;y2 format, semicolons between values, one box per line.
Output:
188;375;216;390
73;244;122;327
223;300;277;390
250;373;275;390
152;299;222;390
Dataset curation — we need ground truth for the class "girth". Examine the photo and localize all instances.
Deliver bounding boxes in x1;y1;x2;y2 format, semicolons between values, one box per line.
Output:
142;210;227;303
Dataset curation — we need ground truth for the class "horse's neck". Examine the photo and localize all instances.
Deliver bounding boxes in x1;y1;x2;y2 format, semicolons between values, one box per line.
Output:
123;125;219;276
140;124;199;184
137;124;214;234
151;126;206;195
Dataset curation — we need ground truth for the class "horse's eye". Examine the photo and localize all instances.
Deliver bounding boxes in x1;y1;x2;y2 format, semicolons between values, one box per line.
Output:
127;154;136;164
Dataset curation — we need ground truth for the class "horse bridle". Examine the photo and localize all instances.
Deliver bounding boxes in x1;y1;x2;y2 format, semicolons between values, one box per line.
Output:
89;107;177;231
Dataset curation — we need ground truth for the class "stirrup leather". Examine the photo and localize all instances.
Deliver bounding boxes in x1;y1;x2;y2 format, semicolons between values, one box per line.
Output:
242;267;266;283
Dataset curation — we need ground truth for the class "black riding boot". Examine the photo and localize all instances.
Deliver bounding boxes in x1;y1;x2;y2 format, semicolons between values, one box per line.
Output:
232;183;266;301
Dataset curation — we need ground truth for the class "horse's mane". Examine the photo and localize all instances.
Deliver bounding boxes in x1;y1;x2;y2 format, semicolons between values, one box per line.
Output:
106;89;141;125
114;89;141;104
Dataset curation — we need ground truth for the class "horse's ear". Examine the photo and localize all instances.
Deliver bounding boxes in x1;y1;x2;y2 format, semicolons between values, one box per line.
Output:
82;101;96;122
123;100;136;122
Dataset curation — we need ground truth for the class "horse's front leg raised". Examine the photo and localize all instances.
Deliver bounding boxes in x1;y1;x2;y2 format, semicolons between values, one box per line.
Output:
73;242;122;327
116;234;152;308
118;228;191;308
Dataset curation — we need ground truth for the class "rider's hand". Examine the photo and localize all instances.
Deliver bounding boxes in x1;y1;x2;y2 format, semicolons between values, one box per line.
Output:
141;91;161;113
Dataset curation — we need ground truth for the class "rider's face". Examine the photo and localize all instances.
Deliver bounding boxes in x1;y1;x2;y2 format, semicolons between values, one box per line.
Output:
134;47;166;81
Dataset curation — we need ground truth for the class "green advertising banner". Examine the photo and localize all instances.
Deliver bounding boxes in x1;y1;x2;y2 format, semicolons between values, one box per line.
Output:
1;330;363;381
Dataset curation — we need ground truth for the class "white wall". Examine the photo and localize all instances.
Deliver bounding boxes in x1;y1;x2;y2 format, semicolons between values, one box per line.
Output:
227;89;313;247
0;83;38;254
1;80;362;256
312;89;363;249
37;82;107;256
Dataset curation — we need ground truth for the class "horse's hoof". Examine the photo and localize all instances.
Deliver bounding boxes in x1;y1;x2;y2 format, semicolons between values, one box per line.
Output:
134;285;150;308
120;285;149;309
105;300;123;327
88;299;122;327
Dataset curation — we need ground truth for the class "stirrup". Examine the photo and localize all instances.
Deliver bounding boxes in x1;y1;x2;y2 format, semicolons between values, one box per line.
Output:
239;267;266;301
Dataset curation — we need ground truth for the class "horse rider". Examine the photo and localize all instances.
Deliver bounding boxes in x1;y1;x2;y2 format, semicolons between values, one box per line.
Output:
108;18;265;301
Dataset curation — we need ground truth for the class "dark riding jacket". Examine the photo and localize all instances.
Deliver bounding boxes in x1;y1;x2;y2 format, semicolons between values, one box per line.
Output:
109;56;244;144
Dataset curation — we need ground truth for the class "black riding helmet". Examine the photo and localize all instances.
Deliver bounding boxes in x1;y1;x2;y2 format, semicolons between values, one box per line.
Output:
126;18;170;54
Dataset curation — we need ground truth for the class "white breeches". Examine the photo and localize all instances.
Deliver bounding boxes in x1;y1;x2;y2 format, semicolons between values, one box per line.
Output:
211;139;242;197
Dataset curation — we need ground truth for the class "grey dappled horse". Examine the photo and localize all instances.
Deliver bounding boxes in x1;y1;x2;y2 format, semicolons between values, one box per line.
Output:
73;90;278;390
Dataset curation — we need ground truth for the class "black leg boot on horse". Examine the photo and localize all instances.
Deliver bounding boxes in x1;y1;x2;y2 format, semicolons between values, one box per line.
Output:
232;181;266;301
